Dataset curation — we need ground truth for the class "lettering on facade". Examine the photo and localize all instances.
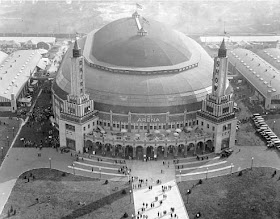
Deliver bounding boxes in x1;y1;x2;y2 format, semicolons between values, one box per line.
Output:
131;114;165;123
137;116;160;123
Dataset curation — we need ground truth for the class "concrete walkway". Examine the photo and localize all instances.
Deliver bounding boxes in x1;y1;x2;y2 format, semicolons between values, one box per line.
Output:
133;180;189;219
1;144;280;216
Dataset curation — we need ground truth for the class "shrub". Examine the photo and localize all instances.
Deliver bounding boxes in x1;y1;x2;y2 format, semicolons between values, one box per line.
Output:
198;179;203;185
104;180;108;185
61;172;66;177
10;206;13;213
122;189;127;195
238;171;243;176
123;212;128;218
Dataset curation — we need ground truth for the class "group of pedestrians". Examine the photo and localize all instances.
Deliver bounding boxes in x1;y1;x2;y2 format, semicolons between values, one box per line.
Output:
118;165;130;175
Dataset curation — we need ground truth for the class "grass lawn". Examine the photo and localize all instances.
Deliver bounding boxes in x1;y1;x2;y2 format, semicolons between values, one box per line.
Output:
1;168;134;219
178;167;280;219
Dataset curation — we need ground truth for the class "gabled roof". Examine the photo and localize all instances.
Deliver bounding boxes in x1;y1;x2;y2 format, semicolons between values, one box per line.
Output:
229;48;280;98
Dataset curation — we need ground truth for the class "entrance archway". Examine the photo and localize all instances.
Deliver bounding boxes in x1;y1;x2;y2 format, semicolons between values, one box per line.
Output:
188;143;195;153
157;146;164;159
136;146;143;160
125;145;133;159
196;141;204;155
146;146;154;159
95;141;103;155
206;140;214;152
167;145;175;158
85;140;94;153
178;144;185;157
115;144;123;158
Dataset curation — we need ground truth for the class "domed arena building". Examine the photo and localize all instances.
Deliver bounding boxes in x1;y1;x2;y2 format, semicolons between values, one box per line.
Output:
52;13;235;158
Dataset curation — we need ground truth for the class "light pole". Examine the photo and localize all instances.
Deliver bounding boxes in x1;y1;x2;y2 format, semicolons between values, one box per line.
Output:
12;127;15;137
206;167;209;180
72;163;75;175
49;158;52;169
129;190;132;203
273;121;276;131
186;189;191;204
179;170;182;183
1;147;3;159
7;136;9;147
251;157;254;169
230;163;234;174
99;167;101;179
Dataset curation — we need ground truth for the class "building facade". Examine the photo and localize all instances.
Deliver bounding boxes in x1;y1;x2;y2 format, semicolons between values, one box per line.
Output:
197;40;237;153
58;39;98;153
53;14;236;156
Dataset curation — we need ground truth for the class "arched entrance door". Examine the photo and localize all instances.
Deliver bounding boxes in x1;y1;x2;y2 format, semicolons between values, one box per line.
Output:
157;146;164;159
136;146;143;160
206;140;214;153
115;144;123;158
178;144;185;157
95;142;103;155
146;146;154;159
125;145;133;159
188;143;195;155
167;145;175;158
196;141;204;155
85;140;94;153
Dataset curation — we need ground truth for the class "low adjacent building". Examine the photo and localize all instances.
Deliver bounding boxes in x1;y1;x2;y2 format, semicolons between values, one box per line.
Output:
228;48;280;110
0;50;41;112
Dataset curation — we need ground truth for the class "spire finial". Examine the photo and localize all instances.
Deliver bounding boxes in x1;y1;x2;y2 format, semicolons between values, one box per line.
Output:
73;38;81;57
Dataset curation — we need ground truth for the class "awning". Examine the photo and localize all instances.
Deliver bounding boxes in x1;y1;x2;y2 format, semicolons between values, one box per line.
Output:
36;60;47;70
18;98;31;103
31;80;38;86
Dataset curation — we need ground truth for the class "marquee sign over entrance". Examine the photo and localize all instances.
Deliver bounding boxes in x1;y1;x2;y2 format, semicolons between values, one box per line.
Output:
131;113;167;124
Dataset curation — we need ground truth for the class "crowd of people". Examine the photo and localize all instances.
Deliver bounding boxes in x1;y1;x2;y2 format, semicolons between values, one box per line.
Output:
133;180;179;219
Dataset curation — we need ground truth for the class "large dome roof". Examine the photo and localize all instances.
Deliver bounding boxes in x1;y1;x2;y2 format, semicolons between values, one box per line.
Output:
53;16;215;114
91;17;192;68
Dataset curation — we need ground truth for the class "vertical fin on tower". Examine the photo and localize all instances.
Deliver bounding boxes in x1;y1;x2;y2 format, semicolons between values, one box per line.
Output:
218;38;227;58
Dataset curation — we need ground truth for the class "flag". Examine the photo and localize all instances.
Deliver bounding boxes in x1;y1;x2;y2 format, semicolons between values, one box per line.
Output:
142;17;150;25
136;3;143;10
224;30;230;38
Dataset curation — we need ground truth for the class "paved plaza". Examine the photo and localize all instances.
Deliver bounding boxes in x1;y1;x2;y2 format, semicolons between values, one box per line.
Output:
0;143;280;216
133;180;189;219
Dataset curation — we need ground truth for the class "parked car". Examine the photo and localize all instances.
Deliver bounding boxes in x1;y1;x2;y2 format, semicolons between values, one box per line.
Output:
220;148;233;158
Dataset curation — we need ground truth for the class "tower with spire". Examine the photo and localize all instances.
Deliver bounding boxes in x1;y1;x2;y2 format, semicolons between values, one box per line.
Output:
58;38;98;153
196;39;237;153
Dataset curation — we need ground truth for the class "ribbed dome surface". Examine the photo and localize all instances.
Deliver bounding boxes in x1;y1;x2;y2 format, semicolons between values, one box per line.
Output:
91;17;192;68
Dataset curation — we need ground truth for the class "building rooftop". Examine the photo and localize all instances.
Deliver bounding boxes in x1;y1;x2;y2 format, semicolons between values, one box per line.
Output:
256;48;280;70
91;17;192;68
0;37;55;44
0;50;41;100
200;36;280;43
228;48;280;98
0;51;8;64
